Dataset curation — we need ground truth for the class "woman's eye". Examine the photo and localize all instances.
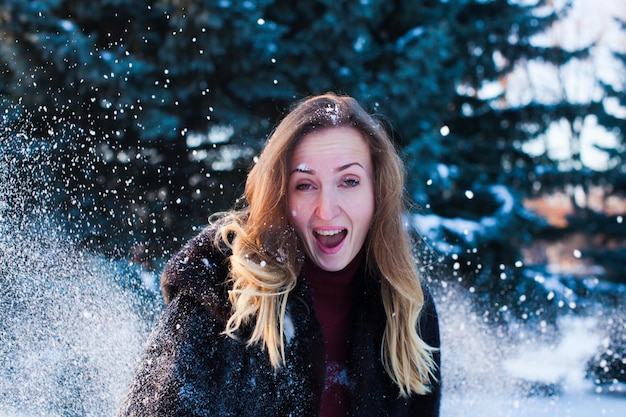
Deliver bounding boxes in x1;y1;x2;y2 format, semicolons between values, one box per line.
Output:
295;183;312;191
342;178;360;187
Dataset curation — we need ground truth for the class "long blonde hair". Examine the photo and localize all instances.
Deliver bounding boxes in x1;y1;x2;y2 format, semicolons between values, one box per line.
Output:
214;93;437;396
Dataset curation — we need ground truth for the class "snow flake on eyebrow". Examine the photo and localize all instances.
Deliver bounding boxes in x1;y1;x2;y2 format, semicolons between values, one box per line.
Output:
296;163;309;171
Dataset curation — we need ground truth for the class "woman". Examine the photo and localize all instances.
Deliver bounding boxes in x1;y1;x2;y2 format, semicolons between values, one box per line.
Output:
118;93;441;416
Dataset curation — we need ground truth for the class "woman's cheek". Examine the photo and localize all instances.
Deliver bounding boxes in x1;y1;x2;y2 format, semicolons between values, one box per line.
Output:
290;198;308;219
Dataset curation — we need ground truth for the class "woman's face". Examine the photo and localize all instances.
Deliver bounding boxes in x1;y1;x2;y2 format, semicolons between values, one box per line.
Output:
287;126;375;272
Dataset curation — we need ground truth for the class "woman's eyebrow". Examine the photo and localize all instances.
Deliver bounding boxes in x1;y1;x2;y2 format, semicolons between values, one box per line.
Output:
290;161;364;176
335;162;364;173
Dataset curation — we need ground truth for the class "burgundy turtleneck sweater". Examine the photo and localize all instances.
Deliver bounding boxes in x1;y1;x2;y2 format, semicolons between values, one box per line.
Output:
301;253;364;417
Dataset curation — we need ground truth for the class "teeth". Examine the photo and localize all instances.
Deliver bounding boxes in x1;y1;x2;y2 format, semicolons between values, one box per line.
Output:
315;229;343;236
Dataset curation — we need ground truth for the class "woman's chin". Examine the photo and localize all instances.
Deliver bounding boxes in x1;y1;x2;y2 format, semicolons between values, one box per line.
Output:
308;252;352;272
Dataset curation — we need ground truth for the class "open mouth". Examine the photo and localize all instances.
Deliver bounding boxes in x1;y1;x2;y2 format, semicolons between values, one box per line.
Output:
314;228;347;250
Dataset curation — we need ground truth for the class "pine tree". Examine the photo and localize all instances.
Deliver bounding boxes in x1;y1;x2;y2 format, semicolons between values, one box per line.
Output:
1;0;622;299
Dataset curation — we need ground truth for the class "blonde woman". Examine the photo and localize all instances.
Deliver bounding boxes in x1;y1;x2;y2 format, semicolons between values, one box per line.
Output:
118;93;441;417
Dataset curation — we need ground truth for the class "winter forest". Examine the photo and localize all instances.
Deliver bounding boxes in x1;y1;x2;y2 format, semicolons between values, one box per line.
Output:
0;0;625;415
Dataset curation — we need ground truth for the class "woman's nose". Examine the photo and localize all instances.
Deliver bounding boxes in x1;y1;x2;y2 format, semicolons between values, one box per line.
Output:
315;188;340;221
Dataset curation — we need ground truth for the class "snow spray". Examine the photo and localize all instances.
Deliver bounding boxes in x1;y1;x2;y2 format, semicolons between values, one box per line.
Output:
0;122;161;416
1;112;624;416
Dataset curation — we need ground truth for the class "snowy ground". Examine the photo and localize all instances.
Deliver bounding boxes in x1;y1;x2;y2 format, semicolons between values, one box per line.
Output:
438;285;626;417
445;390;626;417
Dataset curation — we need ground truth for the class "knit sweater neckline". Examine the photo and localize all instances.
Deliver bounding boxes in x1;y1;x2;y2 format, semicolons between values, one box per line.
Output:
300;251;365;417
301;251;364;298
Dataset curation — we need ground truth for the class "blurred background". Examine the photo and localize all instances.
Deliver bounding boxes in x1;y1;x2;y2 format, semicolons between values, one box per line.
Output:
0;0;624;415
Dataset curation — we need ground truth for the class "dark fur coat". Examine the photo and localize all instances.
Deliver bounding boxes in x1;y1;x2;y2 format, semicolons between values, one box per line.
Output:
117;227;441;416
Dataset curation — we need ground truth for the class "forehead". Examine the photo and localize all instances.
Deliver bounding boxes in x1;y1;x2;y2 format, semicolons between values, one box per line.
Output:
289;126;371;166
